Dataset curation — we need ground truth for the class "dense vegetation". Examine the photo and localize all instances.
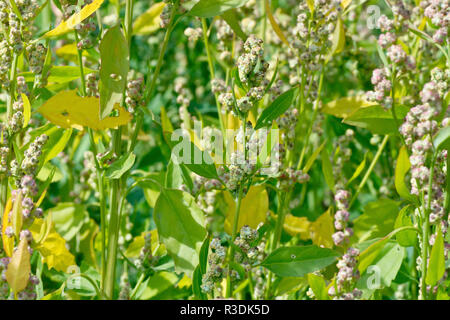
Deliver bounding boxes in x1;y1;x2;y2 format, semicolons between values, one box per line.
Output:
0;0;449;300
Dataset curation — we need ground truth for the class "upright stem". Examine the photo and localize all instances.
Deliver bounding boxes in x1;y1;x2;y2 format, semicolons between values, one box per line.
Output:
201;18;225;137
349;135;389;208
419;152;437;300
144;2;178;104
104;0;134;299
225;184;244;298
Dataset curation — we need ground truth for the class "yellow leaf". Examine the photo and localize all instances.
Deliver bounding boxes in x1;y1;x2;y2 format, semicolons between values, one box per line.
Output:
42;0;105;38
306;0;314;12
2;198;14;257
29;217;76;272
322;96;376;119
133;2;165;35
177;274;192;288
309;208;334;248
55;43;95;61
6;238;31;293
160;106;173;133
330;17;345;56
38;90;132;130
124;230;165;258
21;94;31;128
283;214;311;240
12;191;23;238
341;0;352;9
264;0;291;49
224;185;268;235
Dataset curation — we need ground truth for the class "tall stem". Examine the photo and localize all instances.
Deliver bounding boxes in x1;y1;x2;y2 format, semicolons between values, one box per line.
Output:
419;152;437;300
349;135;389;208
201;18;225;137
104;0;134;299
1;53;19;216
144;2;178;105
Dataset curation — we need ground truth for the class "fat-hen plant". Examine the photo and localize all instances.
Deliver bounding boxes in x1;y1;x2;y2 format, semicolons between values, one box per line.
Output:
0;0;448;301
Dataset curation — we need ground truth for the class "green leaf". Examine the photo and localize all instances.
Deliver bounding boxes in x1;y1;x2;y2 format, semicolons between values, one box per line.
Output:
255;88;298;130
322;96;376;119
260;245;340;277
433;126;450;151
343;105;409;135
105;152;136;179
303;140;326;173
426;225;445;286
47;203;88;241
99;24;129;119
193;236;210;299
357;242;405;296
329;17;345;57
154;189;207;277
347;153;367;186
353;199;399;243
307;273;329;300
394;205;416;247
358;227;417;273
321;148;335;193
221;9;247;40
395;146;417;203
40;126;73;165
189;0;249;18
171;140;219;179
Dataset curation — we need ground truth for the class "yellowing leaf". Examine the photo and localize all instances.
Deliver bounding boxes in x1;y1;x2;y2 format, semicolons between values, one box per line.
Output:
224;185;268;235
12;191;23;239
309;208;334;248
2;198;14;257
283;214;310;240
177;274;192;288
322;96;376;119
6;238;31;293
265;0;291;48
21;94;31;128
124;230;166;258
133;2;165;35
330;17;345;56
42;0;105;38
29;218;76;272
38;90;132;130
341;0;352;9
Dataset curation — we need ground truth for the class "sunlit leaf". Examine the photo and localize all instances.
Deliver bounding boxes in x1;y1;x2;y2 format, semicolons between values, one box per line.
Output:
224;185;268;235
29;217;77;272
6;238;31;293
133;2;166;35
38;90;132;130
42;0;105;38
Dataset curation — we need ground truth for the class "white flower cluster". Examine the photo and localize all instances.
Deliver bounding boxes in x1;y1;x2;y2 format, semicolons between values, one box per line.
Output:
421;0;449;44
332;189;353;246
329;247;362;300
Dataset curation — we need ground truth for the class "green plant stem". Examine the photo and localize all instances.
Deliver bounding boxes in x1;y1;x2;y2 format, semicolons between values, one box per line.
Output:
144;2;178;105
419;152;437;300
297;69;324;170
104;0;134;299
74;29;108;291
349;135;389;208
201;18;225;137
130;273;146;300
225;185;244;298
